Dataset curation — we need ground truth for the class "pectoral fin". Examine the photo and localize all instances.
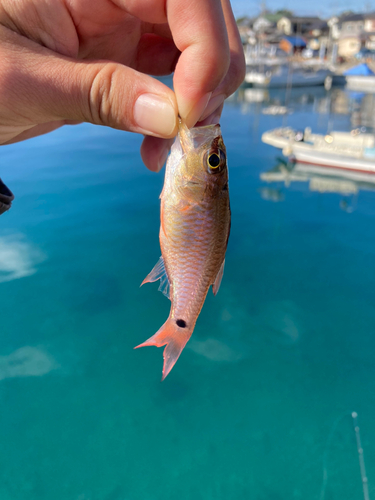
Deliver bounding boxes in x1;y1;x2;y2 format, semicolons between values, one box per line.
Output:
212;259;225;296
141;256;170;299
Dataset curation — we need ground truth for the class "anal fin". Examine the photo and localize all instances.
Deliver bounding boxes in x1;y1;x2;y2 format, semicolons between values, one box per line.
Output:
212;259;225;296
141;256;171;299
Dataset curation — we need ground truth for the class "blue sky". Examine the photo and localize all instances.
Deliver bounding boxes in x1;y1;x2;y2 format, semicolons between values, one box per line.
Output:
231;0;373;19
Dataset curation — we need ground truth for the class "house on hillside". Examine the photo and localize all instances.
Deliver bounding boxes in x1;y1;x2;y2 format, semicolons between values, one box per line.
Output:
277;16;328;37
253;13;285;33
338;12;375;58
338;36;362;58
363;12;375;50
340;13;365;38
364;13;375;33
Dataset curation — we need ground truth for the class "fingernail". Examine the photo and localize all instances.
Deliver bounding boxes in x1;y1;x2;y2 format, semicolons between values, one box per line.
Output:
200;94;226;121
134;94;177;137
157;145;170;172
178;92;212;128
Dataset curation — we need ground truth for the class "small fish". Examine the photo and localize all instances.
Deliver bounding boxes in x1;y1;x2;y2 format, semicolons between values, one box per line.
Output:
136;121;231;379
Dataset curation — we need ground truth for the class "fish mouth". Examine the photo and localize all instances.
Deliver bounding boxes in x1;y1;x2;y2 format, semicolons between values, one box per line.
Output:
0;178;14;215
178;120;222;154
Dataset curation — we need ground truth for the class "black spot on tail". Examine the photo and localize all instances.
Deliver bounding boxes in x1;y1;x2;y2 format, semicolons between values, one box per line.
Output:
176;319;187;328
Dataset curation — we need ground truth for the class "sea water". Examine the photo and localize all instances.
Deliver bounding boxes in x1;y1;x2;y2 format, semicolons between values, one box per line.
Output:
0;83;374;500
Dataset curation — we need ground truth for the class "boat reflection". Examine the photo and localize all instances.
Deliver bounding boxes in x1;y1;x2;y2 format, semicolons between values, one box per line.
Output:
259;186;285;202
329;88;375;125
260;160;375;212
235;85;328;107
232;86;375;130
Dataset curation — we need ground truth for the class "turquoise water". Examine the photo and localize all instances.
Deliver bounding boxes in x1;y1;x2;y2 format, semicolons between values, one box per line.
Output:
0;84;374;500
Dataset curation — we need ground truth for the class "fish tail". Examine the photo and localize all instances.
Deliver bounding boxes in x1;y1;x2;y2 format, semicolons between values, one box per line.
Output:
135;317;192;380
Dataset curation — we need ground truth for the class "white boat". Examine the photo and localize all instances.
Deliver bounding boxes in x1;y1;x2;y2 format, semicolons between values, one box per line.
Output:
245;64;331;88
346;75;375;92
261;127;375;174
344;63;375;92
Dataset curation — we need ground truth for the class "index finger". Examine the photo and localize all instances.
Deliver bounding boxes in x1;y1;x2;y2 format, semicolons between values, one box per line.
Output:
167;0;230;127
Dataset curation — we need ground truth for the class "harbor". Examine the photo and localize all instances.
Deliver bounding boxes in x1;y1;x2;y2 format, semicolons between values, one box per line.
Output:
239;10;375;90
235;10;375;199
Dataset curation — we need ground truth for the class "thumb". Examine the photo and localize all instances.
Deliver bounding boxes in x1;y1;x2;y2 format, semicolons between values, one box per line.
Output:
0;26;178;141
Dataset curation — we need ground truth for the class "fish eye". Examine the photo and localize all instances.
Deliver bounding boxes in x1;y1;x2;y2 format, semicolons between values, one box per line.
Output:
208;153;220;168
206;149;226;173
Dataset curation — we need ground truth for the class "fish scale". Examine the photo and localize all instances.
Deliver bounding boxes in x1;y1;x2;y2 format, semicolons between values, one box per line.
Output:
136;121;231;380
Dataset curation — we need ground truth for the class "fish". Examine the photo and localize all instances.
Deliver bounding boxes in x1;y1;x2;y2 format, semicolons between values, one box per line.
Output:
136;121;231;380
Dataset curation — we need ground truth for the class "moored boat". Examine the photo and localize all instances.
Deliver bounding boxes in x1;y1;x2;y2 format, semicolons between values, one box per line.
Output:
245;64;332;88
261;127;375;174
344;63;375;92
346;75;375;92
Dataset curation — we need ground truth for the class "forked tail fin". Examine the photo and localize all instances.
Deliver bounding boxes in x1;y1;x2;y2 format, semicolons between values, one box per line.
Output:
135;317;192;380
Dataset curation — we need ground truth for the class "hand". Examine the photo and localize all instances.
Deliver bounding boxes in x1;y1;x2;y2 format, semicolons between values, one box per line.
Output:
0;0;245;171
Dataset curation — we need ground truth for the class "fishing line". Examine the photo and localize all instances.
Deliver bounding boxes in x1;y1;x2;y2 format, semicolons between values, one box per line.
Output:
352;412;371;500
319;411;370;500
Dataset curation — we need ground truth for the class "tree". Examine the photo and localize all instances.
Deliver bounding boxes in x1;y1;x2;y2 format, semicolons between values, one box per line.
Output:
276;9;293;17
